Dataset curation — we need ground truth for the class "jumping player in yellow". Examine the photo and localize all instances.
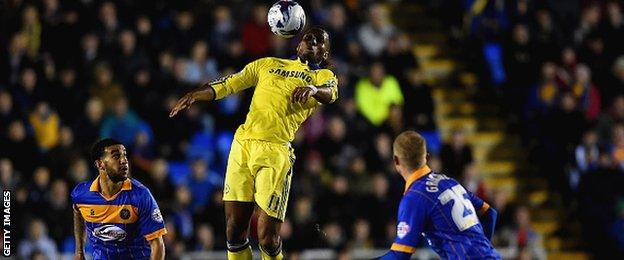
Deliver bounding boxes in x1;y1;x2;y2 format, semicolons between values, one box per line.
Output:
169;27;337;260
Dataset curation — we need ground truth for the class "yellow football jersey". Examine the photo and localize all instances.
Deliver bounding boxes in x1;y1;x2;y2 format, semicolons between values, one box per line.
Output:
211;57;338;144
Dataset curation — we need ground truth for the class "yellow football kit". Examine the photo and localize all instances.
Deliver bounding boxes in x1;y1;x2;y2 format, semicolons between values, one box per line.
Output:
213;57;338;220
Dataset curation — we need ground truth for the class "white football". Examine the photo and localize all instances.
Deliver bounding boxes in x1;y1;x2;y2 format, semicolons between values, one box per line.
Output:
268;0;306;38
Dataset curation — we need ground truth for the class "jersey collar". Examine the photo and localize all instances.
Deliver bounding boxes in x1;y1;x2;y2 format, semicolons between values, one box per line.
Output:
293;56;320;70
90;176;132;193
404;165;432;193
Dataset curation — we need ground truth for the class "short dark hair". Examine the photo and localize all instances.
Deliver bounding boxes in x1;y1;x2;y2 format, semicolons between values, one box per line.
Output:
90;138;123;163
307;27;330;51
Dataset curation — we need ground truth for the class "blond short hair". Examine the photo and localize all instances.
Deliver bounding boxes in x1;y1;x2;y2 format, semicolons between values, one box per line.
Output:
393;130;427;170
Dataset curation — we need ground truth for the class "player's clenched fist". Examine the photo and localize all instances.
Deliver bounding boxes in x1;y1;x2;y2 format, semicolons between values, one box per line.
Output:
169;92;197;117
291;85;318;104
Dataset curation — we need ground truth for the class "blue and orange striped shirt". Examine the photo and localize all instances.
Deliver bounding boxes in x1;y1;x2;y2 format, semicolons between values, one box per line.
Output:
71;177;167;259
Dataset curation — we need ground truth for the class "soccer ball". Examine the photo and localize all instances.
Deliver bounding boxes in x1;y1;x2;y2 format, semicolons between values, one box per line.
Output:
268;0;306;39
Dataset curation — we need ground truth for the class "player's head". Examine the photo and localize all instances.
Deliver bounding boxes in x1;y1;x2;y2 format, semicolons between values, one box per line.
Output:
296;27;330;66
91;138;129;182
393;130;427;173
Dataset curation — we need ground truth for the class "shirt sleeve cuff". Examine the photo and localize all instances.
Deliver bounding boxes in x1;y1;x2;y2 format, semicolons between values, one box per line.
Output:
391;243;417;253
144;228;167;241
330;88;338;103
211;85;227;100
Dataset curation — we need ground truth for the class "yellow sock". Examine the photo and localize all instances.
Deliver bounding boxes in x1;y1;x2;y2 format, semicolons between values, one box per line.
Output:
227;245;252;260
260;247;283;260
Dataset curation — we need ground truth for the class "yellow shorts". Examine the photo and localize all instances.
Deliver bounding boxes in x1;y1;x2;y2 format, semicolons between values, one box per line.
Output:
222;137;295;221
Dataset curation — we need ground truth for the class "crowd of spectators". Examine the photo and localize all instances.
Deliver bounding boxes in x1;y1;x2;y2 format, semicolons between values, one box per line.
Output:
0;0;569;259
0;0;455;259
453;0;624;258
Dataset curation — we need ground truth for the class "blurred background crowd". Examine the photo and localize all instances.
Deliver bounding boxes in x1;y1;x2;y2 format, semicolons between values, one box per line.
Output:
1;0;623;259
453;0;624;258
0;0;434;258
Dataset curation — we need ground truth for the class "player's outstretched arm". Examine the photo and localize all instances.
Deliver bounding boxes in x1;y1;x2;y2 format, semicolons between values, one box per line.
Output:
169;84;216;117
73;207;86;260
170;59;262;117
149;236;165;260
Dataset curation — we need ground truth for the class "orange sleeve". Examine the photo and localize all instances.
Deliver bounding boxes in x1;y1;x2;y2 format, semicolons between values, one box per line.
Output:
391;243;417;253
478;202;490;215
144;228;167;241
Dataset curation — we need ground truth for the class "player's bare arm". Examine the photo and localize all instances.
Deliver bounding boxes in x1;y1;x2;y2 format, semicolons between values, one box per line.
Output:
169;83;216;117
73;206;86;260
149;236;165;260
291;83;334;104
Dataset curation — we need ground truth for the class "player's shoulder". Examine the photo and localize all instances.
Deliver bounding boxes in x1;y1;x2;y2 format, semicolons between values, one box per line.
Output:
71;180;98;204
129;178;151;194
402;185;437;208
415;172;458;194
257;57;275;63
242;57;273;70
404;175;438;201
315;68;336;77
126;179;156;206
71;180;92;197
254;57;282;66
436;173;462;189
312;68;337;88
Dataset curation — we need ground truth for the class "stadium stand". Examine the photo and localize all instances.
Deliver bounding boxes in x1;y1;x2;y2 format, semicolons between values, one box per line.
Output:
2;0;623;259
